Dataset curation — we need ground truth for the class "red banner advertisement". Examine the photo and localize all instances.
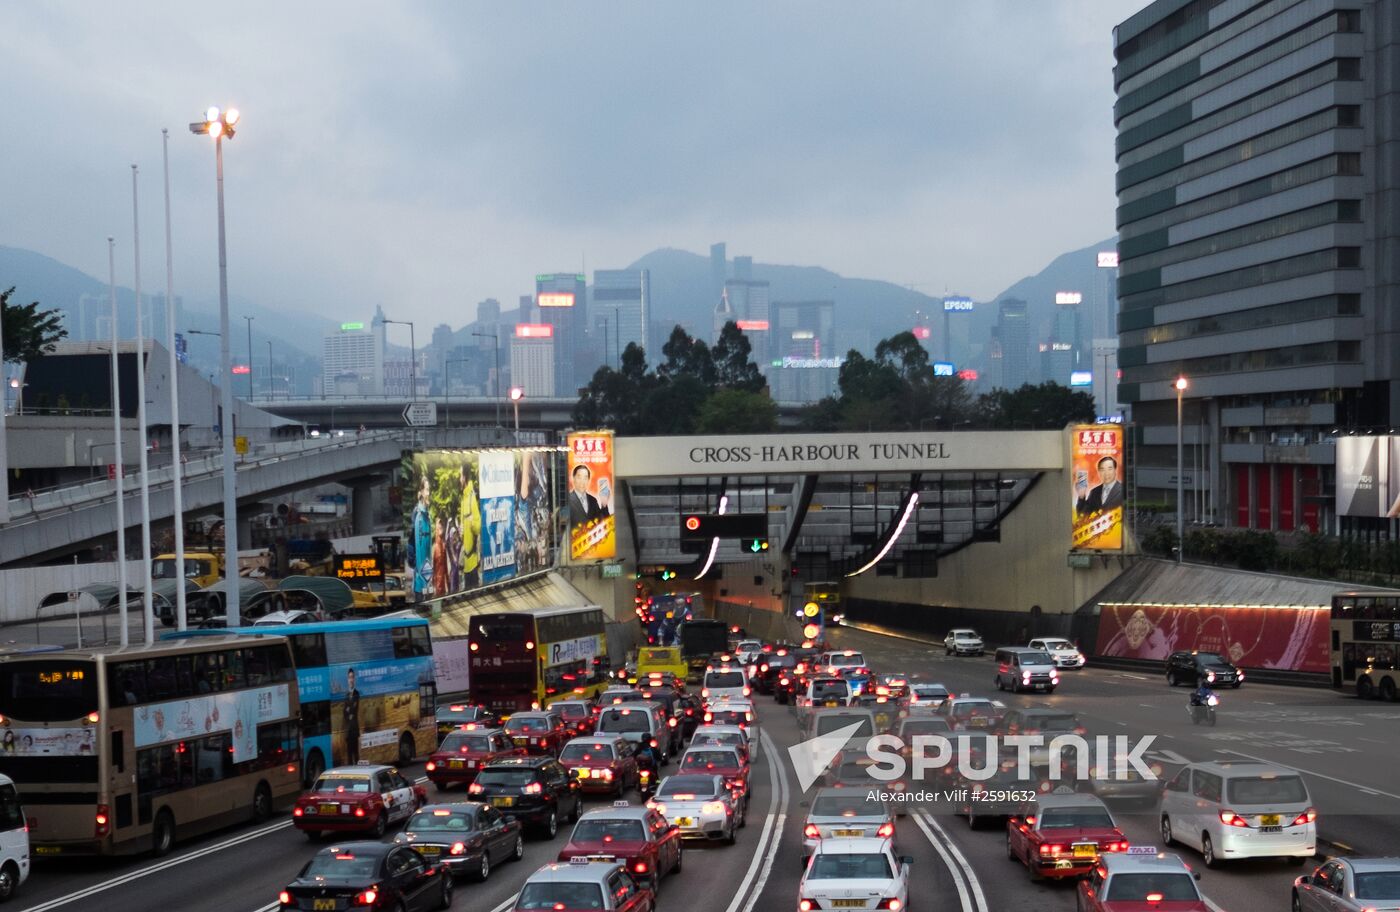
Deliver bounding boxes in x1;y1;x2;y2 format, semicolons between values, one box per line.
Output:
1094;602;1331;674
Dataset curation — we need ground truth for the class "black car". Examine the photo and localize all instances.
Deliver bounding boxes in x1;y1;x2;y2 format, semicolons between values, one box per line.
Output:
753;653;797;695
996;708;1085;737
279;841;452;912
1165;650;1243;688
435;703;498;740
633;688;686;754
394;802;524;883
674;692;705;738
467;756;582;839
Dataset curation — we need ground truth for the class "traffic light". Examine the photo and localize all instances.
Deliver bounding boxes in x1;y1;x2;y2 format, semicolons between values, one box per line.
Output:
741;538;770;553
803;623;821;640
660;569;677;581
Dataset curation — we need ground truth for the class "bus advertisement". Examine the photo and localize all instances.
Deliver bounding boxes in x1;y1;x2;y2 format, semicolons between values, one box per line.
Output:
0;637;302;856
1331;590;1400;698
169;617;438;785
468;607;611;716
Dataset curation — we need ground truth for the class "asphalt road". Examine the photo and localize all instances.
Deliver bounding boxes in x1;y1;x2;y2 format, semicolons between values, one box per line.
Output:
12;621;1396;912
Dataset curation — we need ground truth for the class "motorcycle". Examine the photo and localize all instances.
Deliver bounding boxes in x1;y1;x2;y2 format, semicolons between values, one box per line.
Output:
1188;693;1219;726
637;752;659;799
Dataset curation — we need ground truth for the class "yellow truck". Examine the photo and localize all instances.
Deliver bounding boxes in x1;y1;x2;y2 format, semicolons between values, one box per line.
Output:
151;551;224;589
635;646;688;682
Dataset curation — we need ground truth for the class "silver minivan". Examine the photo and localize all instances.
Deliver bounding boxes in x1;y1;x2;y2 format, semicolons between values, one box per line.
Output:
1159;760;1316;867
0;774;29;901
994;647;1060;693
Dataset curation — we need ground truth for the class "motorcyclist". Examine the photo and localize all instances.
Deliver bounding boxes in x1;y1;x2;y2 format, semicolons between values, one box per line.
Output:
1190;680;1217;706
635;740;661;796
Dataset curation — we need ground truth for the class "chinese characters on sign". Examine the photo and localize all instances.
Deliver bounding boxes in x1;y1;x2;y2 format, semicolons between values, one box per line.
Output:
1070;424;1124;552
335;554;384;581
567;431;617;562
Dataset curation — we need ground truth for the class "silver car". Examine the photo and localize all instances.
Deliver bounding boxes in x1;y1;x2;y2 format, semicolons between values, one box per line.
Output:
649;773;743;843
801;787;895;868
1294;857;1400;912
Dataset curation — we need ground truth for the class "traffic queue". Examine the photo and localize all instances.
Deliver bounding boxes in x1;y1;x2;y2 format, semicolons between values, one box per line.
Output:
275;648;757;911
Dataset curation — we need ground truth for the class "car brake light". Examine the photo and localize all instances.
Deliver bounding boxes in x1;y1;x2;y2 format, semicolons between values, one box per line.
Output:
879;900;903;911
279;891;291;905
877;822;894;837
523;782;543;795
742;688;751;696
1219;810;1249;827
1291;808;1317;826
668;718;677;728
702;802;726;814
354;807;366;817
799;901;814;912
804;824;820;838
468;783;485;794
1039;843;1067;856
355;889;378;905
701;688;709;697
649;739;658;748
633;861;648;873
451;842;466;855
293;806;303;817
425;761;436;772
1105;840;1128;852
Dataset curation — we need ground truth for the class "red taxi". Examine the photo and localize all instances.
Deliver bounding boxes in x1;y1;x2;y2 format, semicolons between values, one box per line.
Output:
514;858;656;912
292;764;427;839
560;735;641;798
1077;851;1208;911
505;711;569;756
425;727;526;789
556;804;682;891
552;700;598;737
1007;794;1128;881
678;746;749;799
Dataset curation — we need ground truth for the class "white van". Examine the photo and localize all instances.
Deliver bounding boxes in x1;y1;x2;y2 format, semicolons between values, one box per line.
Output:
702;666;750;703
1159;760;1316;866
0;774;29;901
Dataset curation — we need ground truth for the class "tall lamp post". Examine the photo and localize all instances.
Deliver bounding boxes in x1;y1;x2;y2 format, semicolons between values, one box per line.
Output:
1175;376;1188;563
108;237;130;645
509;386;524;439
444;356;469;429
242;315;254;400
382;319;417;400
472;331;501;427
190;105;241;628
161;127;188;631
266;340;274;401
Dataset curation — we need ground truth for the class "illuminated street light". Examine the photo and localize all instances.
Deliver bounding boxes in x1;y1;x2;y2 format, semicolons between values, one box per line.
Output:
1175;376;1188;564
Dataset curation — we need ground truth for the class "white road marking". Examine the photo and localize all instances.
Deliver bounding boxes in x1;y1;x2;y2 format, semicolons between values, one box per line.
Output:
738;727;789;912
1116;672;1150;681
913;813;985;912
722;728;787;912
16;819;294;912
1218;748;1400;801
488;894;520;912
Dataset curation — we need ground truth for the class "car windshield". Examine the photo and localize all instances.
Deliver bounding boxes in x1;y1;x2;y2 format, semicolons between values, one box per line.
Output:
572;819;646;842
441;734;492;752
1038;808;1115;829
1025;714;1078;731
900;720;951;736
555;704;589;719
812;681;849;697
712;711;747;723
1355;872;1400;899
658;776;719;799
706;672;745;688
738;641;761;652
811;794;884;817
1041;639;1074;650
506;717;549;732
1226;775;1308;804
815;715;874;737
1020;652;1053;665
598;710;651;732
693;733;742;749
312;775;372;794
912;685;948;698
1194;652;1226;664
475;769;539;787
438;706;483;722
302;850;380;879
954;633;978;640
560;742;616;761
407;809;477;832
809;853;892;880
830;653;864;666
1105;873;1198;901
682;751;737;770
835;762;876;781
952;702;993;717
517;883;605;910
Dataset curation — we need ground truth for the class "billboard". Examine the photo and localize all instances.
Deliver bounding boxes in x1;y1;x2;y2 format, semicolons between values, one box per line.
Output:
933;361;955;377
943;296;974;312
537;292;575;308
1071;424;1124;551
401;448;553;600
567;431;616;562
1097;251;1119;268
1336;436;1390;517
1055;291;1083;305
515;323;553;338
1095;603;1329;674
1069;370;1093;387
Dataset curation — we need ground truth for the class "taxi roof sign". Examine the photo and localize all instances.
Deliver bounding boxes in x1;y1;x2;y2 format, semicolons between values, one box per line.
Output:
612;800;630;807
1126;845;1159;855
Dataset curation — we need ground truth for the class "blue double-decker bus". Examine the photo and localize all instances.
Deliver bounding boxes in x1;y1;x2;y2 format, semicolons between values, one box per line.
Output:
166;617;437;784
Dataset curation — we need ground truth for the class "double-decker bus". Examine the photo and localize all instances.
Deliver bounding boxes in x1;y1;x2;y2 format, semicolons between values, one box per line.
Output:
468;606;611;716
1331;589;1400;699
0;636;301;856
169;617;438;784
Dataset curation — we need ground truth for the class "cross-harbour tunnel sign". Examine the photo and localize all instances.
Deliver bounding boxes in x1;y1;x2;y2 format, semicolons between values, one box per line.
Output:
613;431;1064;478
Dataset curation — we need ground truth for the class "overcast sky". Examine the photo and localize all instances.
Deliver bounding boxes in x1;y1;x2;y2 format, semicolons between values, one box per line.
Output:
0;2;1137;327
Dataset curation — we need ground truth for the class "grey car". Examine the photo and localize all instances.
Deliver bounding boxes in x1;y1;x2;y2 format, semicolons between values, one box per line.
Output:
800;787;896;869
1293;857;1400;912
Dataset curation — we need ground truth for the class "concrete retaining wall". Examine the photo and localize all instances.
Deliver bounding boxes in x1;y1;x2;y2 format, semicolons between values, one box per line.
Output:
0;560;144;625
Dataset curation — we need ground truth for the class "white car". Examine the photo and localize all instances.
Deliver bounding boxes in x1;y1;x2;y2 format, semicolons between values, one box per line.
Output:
701;665;750;703
801;787;895;865
820;651;866;675
251;609;318;626
688;725;751;762
798;837;910;912
1159;760;1316;866
704;698;757;730
1029;637;1086;669
944;629;983;656
649;772;743;842
734;640;764;665
906;682;950;709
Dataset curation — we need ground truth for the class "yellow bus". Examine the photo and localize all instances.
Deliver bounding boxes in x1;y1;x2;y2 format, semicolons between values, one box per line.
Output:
0;636;302;856
467;606;612;716
1331;590;1400;700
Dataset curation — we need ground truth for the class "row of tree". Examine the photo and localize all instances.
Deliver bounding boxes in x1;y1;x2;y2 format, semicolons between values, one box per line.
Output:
575;326;1098;435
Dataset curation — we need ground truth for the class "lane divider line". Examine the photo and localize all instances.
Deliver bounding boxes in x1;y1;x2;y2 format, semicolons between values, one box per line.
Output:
16;819;294;912
738;727;790;912
918;813;988;912
1218;748;1400;802
911;813;972;912
721;728;785;912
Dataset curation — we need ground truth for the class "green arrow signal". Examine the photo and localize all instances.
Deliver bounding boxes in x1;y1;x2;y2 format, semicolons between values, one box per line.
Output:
750;540;762;552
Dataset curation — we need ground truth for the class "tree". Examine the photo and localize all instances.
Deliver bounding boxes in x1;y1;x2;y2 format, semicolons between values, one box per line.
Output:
640;374;709;435
711;322;766;392
572;344;655;435
1;287;67;362
696;388;778;434
976;381;1096;429
658;326;715;385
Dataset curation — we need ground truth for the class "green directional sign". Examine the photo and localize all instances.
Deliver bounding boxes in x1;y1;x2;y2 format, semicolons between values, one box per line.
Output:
743;538;770;553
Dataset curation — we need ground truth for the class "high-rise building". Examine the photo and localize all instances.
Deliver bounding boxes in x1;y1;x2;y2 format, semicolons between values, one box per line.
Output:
535;273;588;394
724;279;771;366
771;300;838;403
321;322;383;395
592;269;650;366
1114;0;1372;532
510;322;555;397
994;299;1029;390
710;242;727;304
733;255;753;281
1091;338;1120;418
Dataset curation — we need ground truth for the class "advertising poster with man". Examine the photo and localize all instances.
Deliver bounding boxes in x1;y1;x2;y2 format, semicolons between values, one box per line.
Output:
1071;424;1124;551
478;450;517;584
567;431;616;561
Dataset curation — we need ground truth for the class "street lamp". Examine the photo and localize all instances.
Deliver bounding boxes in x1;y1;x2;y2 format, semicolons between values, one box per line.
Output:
382;318;417;400
266;340;273;401
444;356;469;429
190;104;241;628
1175;376;1188;563
242;315;254;400
473;331;501;427
509;386;524;438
